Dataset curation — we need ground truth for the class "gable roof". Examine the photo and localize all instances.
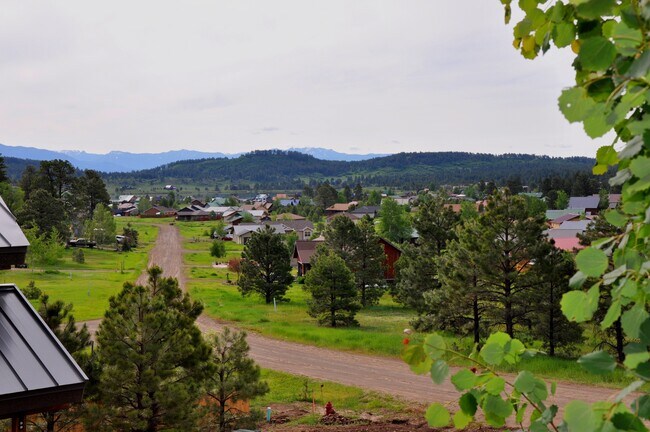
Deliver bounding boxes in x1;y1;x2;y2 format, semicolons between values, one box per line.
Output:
0;196;29;249
326;203;351;212
293;240;323;264
545;209;585;220
351;206;380;215
559;220;590;230
280;220;314;232
550;213;581;224
552;237;584;252
0;284;87;417
568;195;600;209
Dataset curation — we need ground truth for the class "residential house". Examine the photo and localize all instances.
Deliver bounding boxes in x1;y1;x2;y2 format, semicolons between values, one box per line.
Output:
551;237;584;252
118;195;137;204
279;198;301;206
545;209;585;220
292;240;323;276
326;212;361;223
140;206;177;218
190;199;206;207
281;219;315;241
350;206;380;219
0;196;29;269
325;202;358;216
392;196;416;206
116;202;139;216
379;238;401;281
567;195;601;215
548;213;581;229
164;185;176;190
231;222;291;245
244;209;270;223
276;213;306;221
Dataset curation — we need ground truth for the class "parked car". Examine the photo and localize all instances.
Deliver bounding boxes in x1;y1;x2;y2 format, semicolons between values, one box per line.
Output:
67;238;97;248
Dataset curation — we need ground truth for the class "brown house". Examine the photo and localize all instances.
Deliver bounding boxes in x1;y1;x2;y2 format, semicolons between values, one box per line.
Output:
140;206;177;218
292;240;323;276
379;238;401;281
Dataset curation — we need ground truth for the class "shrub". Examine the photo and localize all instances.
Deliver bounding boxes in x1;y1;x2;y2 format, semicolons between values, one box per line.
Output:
22;281;42;300
72;248;85;264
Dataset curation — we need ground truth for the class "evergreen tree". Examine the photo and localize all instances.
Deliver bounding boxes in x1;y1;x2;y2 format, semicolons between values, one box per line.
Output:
238;226;294;304
343;185;353;202
77;169;111;219
469;189;547;337
211;239;226;259
394;196;459;314
204;327;269;432
352;218;386;307
0;154;7;183
137;196;152;213
18;188;69;237
120;223;139;252
95;267;211;432
353;183;364;200
366;190;382;206
0;182;24;214
323;215;359;263
36;294;92;432
38;159;76;199
304;250;360;327
377;198;411;243
19;165;38;200
431;220;486;343
532;246;583;356
314;182;338;209
554;190;569;209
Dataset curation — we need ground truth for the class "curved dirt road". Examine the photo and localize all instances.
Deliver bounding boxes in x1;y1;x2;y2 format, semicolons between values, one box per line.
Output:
84;224;634;411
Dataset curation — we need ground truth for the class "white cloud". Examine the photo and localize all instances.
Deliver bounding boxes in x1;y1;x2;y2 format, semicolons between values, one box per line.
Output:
0;0;605;157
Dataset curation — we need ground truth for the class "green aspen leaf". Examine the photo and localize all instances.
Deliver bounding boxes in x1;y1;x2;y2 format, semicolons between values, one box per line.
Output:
550;2;566;22
583;102;613;138
575;0;616;19
453;410;473;429
485;376;505;395
628;50;650;78
527;8;546;29
423;333;446;359
577;350;616;374
515;403;528;424
601;299;621;329
518;0;537;12
425;403;450;427
483;394;514;419
569;0;590;5
402;344;431;374
569;270;587;288
611;412;647;431
540;405;559;424
611;21;643;55
576;247;608;277
562;291;591;322
624;343;650;369
618;135;643;160
514;19;533;38
558;87;595;122
593;163;608;175
430;359;449;384
553;21;575;47
632;395;650;419
628;116;650;136
619;279;638;298
615;380;644;403
514;370;537;393
605;210;627;228
596;145;619;166
451;369;477;391
459;392;478;416
621;307;650;339
481;342;506;365
564;401;600;432
638;319;650;345
578;36;616;71
630;156;650;179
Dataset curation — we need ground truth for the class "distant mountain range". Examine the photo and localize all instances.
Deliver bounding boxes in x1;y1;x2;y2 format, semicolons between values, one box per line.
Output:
0;143;387;172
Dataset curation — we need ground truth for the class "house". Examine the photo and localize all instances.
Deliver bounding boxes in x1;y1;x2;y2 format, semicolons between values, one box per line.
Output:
279;198;301;206
281;219;315;240
141;206;177;218
292;240;323;276
379;238;401;281
0;196;29;269
325;202;357;216
244;209;270;223
207;197;227;207
164;185;176;190
276;212;306;221
116;202;139;216
190;199;206;207
392;197;415;206
609;194;621;208
326;212;361;223
568;195;601;214
443;203;463;213
350;206;380;219
118;195;137;204
545;209;585;220
231;223;291;245
558;220;591;231
548;213;581;229
551;237;585;252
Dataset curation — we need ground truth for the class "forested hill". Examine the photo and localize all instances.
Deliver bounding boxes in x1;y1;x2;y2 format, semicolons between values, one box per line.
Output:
99;150;596;189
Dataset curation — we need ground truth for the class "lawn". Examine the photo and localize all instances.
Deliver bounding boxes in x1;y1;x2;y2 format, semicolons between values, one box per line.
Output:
0;218;160;321
180;222;635;387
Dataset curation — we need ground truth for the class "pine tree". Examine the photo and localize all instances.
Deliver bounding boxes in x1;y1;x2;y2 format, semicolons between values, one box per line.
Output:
352;218;386;307
95;267;211;432
204;327;269;432
304;250;360;327
77;169;111;219
531;246;583;356
469;189;548;337
238;226;294;304
323;215;359;263
0;154;7;183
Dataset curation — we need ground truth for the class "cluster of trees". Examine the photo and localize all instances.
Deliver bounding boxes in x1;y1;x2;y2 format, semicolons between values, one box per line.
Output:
36;267;267;432
396;191;582;356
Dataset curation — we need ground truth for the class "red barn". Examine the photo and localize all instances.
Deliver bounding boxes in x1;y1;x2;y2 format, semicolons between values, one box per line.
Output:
379;238;401;281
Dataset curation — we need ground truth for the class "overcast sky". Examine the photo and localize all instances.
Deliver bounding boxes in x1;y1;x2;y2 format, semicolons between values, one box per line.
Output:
0;1;607;157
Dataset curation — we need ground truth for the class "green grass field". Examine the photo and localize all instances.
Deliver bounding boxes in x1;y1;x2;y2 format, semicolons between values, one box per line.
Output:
1;218;160;321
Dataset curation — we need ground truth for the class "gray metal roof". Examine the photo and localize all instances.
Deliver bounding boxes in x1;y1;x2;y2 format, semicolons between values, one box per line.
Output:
0;196;29;249
0;284;87;417
568;195;600;210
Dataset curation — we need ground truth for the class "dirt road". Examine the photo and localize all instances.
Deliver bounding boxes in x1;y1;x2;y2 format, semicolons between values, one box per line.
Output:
83;224;633;411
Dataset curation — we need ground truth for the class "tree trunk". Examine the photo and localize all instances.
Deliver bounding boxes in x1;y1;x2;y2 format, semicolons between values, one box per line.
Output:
615;318;625;362
331;291;336;327
472;294;480;345
504;279;514;337
549;286;555;357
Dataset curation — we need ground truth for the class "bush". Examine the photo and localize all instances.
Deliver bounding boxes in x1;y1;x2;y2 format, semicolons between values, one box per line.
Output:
72;248;85;264
22;281;42;300
210;240;226;259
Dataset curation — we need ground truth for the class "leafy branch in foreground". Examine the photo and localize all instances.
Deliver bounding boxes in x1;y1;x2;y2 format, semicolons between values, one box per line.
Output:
406;0;650;430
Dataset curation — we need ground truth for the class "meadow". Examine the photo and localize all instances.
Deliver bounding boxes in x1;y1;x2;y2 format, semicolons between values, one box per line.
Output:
178;221;632;387
2;218;159;321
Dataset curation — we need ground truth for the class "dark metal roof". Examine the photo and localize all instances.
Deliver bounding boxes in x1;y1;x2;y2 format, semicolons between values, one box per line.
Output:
0;284;87;418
